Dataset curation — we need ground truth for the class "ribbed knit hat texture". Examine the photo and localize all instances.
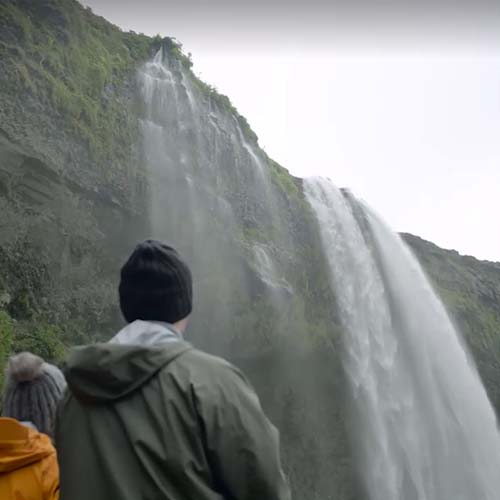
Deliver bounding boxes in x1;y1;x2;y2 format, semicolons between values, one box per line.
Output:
119;240;193;324
2;352;66;438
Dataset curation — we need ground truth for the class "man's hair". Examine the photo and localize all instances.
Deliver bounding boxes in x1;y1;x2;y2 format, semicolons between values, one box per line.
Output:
119;240;193;324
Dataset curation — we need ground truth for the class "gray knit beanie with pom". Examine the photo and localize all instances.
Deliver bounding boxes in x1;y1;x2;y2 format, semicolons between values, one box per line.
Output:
2;352;66;438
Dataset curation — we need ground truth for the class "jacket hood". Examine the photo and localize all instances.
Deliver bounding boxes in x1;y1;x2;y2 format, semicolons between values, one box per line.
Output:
0;418;54;473
64;340;192;403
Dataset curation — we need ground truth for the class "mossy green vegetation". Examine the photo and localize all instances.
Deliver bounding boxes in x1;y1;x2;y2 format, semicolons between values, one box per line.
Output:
0;309;65;399
0;0;154;172
268;159;300;198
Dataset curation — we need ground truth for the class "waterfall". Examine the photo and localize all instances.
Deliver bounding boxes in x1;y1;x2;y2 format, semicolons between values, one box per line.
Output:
304;177;500;500
136;48;297;355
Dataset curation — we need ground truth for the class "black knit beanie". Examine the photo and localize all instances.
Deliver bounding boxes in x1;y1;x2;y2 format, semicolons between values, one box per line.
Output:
2;352;67;438
119;240;193;324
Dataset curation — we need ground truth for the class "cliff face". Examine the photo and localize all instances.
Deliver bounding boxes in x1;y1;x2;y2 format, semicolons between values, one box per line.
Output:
0;0;152;351
1;1;499;499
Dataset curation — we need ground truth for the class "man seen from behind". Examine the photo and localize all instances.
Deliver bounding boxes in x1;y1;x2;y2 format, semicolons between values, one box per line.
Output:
56;240;291;500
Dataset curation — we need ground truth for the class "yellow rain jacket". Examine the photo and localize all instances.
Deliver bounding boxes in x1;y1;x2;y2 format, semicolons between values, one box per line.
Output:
0;417;59;500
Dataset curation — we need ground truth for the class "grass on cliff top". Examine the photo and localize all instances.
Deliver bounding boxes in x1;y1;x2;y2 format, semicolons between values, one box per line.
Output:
0;0;157;168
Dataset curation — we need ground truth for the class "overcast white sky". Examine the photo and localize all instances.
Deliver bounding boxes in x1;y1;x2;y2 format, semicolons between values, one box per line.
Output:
82;0;500;261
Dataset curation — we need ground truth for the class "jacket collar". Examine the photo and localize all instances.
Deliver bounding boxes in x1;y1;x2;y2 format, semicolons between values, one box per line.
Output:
109;320;183;347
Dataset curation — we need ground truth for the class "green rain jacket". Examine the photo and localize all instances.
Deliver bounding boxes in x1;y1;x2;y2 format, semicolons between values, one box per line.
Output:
56;325;290;500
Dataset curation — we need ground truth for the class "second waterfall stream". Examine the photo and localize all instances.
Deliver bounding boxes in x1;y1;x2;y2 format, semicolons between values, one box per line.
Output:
304;177;500;500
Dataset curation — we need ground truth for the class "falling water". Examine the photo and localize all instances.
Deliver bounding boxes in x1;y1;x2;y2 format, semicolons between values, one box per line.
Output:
304;177;500;500
136;48;295;353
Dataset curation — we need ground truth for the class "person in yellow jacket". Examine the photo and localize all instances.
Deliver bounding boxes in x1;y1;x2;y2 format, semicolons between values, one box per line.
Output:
0;352;66;500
